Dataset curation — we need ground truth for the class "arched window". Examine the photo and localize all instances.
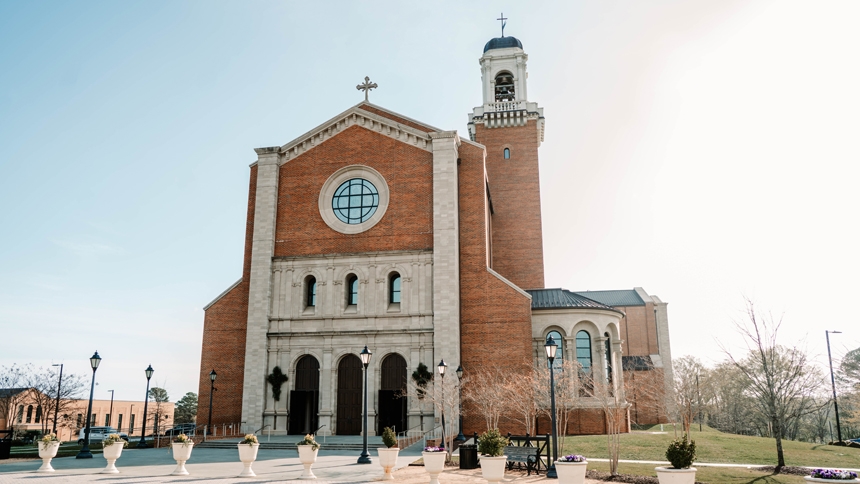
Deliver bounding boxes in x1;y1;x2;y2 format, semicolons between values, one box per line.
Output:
16;405;23;423
25;405;33;423
503;148;511;159
575;330;592;372
389;273;401;304
547;330;563;370
494;71;515;102
346;274;358;305
306;276;317;307
35;406;42;424
605;332;613;384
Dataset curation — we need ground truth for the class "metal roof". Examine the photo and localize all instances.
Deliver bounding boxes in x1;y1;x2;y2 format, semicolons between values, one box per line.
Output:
484;36;524;53
527;288;620;313
0;388;27;398
573;290;645;307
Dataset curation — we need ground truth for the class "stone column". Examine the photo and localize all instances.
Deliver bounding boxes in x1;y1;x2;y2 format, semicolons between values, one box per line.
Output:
613;340;625;402
241;147;281;432
430;131;461;411
594;336;608;386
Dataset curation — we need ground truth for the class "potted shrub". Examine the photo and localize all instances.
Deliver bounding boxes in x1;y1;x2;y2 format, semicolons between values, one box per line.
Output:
655;435;697;484
478;428;510;484
421;445;447;484
377;426;399;480
555;454;587;484
296;434;320;479
237;434;260;477
101;433;127;474
37;433;60;473
805;469;860;482
170;433;195;476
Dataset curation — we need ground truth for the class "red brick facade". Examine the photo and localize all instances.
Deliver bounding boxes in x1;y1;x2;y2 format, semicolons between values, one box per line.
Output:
197;165;257;428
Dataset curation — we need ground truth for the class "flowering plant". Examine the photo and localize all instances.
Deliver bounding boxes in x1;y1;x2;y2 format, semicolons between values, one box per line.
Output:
810;469;859;480
40;433;59;444
173;433;193;445
558;454;586;463
103;433;127;447
296;434;319;450
241;434;258;445
423;446;445;452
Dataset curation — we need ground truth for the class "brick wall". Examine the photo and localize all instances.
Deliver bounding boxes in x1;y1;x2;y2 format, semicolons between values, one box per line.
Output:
273;125;434;257
474;121;545;290
457;141;534;436
617;303;659;357
625;368;668;426
197;165;257;428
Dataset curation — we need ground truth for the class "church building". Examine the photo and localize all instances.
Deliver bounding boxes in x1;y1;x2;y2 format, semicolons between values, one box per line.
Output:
197;31;674;437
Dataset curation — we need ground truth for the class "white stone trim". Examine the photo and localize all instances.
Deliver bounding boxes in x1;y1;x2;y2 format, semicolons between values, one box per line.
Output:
318;165;390;235
487;267;532;299
203;278;242;310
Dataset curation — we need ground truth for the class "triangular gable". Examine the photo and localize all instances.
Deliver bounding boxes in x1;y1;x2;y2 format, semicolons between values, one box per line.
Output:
266;103;439;165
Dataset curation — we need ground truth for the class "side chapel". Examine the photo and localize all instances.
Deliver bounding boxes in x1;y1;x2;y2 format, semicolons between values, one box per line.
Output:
197;31;674;437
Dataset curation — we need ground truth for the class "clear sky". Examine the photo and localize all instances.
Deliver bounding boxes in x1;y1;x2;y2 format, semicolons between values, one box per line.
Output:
1;1;858;403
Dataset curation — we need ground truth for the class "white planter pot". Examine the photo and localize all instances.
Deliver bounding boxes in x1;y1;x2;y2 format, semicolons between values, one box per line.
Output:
480;455;507;483
655;466;697;484
237;443;260;477
555;460;588;484
171;442;194;476
377;447;400;480
422;451;447;484
804;478;860;483
37;441;60;473
297;445;319;479
101;442;124;474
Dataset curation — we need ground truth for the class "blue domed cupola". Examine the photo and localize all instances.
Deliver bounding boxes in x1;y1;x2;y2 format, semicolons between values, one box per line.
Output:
483;35;523;53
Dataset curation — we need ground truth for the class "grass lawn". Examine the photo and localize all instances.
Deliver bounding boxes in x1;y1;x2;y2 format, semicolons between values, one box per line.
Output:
586;461;809;483
560;425;860;468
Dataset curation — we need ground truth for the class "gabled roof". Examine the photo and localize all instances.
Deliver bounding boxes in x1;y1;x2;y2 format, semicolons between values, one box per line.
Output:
527;288;621;314
572;289;645;307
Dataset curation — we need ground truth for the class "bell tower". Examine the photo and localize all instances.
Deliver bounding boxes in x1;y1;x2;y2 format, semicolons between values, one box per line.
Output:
468;32;546;290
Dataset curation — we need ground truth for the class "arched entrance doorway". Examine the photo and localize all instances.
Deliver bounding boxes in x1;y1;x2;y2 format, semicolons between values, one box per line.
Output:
336;354;363;435
288;355;320;435
377;353;407;435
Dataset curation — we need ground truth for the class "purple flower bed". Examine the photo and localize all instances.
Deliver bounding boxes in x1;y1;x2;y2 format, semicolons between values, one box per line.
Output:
558;454;586;463
423;446;445;452
810;468;858;480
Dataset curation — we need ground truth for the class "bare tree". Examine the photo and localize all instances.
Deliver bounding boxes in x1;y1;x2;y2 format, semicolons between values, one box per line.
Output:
672;356;707;437
532;360;585;450
402;370;460;457
462;367;508;431
503;366;540;436
0;365;28;433
581;371;628;476
722;299;823;469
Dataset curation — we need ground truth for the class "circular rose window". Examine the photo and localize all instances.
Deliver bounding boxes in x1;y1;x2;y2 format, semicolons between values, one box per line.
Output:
332;178;379;224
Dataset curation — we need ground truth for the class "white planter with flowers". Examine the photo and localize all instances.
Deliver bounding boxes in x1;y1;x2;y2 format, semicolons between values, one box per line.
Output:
421;446;447;484
36;435;61;473
656;435;697;484
478;428;509;484
555;454;588;484
377;426;400;480
100;434;127;474
237;434;260;477
170;434;195;476
296;434;320;479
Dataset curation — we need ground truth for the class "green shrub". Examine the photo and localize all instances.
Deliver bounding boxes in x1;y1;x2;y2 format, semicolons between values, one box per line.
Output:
666;435;696;469
381;427;398;448
477;428;509;457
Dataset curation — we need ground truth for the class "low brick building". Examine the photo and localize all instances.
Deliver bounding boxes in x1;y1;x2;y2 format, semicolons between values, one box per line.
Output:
198;32;673;437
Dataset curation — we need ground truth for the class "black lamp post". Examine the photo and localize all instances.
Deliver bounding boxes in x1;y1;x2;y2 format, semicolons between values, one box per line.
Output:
137;365;154;448
545;336;559;478
107;390;114;427
51;363;63;436
76;351;101;459
438;359;448;452
207;369;216;442
826;330;843;442
357;346;373;464
455;365;465;442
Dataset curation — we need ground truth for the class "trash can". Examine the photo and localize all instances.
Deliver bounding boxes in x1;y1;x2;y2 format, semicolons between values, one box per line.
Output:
0;440;11;460
459;444;477;469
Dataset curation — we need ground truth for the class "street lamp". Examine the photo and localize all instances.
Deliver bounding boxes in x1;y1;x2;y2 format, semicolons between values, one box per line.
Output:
137;365;154;448
455;365;465;442
438;359;448;452
107;390;115;427
544;335;559;478
826;330;843;442
51;363;63;436
357;346;373;464
76;351;101;459
207;369;217;442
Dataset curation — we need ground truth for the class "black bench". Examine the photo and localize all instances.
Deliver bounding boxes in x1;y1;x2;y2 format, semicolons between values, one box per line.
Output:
504;445;539;475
